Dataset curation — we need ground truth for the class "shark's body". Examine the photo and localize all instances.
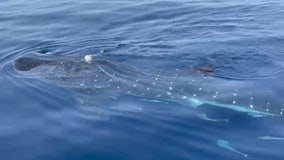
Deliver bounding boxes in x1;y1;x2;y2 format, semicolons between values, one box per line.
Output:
13;54;284;117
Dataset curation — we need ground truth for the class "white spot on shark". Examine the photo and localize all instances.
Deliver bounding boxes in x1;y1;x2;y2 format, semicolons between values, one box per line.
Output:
182;96;187;99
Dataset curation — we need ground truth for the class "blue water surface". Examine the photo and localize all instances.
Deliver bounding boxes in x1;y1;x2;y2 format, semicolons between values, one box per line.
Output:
1;0;284;160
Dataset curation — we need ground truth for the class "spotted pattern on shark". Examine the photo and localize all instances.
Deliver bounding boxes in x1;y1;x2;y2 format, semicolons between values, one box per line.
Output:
12;54;284;117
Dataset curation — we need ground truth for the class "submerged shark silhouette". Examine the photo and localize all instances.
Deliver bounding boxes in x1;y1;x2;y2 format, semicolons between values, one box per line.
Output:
13;53;284;117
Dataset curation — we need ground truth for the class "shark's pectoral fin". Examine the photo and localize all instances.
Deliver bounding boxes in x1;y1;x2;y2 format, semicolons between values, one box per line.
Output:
205;100;277;117
185;97;277;117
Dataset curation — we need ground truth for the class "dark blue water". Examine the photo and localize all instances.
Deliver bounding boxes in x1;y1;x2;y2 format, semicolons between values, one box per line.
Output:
1;0;284;160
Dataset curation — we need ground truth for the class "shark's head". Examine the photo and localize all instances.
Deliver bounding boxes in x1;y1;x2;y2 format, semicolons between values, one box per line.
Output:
12;53;130;87
13;53;96;77
14;57;55;71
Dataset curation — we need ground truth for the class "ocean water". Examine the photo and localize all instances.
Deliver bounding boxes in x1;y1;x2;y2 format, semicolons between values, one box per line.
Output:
1;0;284;160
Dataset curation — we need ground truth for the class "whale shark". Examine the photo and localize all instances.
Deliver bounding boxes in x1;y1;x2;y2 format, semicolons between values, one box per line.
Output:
12;53;284;117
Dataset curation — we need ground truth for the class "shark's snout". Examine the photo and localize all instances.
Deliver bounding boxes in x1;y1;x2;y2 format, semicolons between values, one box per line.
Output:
14;57;54;71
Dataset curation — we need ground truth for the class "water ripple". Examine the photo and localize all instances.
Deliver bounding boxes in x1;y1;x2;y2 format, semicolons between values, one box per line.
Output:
1;0;284;160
